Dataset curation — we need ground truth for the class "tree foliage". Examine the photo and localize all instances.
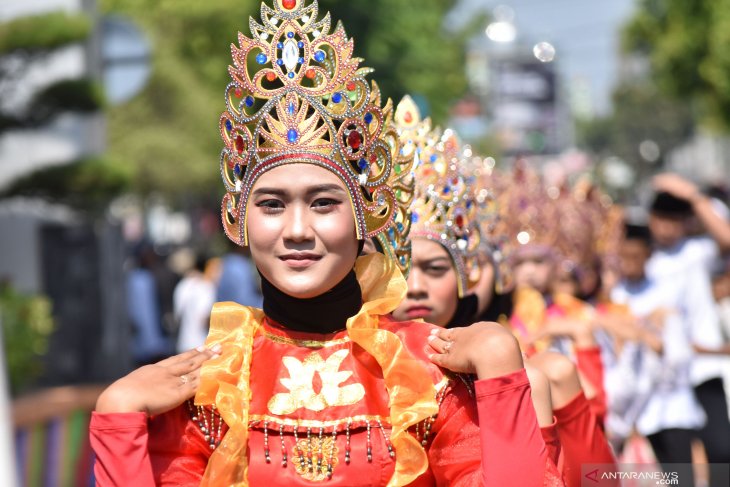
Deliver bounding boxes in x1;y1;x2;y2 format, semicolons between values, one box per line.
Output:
99;0;466;200
1;157;132;212
0;12;90;54
576;81;693;164
622;0;730;130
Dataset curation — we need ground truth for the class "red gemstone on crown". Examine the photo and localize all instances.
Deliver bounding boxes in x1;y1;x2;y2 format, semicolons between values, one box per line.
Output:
266;72;276;81
282;0;296;10
234;87;243;98
235;135;245;154
346;81;356;91
305;68;315;79
347;131;362;150
404;112;413;123
455;214;464;227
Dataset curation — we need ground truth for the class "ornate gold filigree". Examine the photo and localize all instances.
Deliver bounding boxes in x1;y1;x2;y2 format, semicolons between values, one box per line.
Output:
292;435;339;481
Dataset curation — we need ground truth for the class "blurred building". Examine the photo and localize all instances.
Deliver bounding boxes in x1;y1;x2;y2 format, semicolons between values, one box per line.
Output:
462;34;572;156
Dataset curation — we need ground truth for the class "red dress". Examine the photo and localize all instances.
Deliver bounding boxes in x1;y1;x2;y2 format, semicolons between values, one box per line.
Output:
90;255;564;486
509;289;617;487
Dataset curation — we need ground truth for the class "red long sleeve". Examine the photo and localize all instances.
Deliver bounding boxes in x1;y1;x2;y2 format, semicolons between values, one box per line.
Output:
475;369;563;487
574;346;607;427
553;392;617;487
89;412;155;486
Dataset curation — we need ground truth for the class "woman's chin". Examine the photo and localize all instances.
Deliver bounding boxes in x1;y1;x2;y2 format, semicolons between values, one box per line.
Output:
270;278;330;299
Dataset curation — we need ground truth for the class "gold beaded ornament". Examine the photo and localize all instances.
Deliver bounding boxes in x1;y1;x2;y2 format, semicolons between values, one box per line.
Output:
373;96;426;278
219;0;397;245
411;127;483;298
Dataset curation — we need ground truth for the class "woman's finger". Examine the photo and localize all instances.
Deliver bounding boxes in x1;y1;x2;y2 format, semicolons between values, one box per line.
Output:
427;334;452;355
169;349;219;376
430;327;455;342
428;351;448;368
166;344;223;367
157;348;203;367
178;367;202;391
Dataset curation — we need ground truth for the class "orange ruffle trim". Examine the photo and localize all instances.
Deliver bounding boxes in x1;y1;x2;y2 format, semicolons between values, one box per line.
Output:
195;253;438;486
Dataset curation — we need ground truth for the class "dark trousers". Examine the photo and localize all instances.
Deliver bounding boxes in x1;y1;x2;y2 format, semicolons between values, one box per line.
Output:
695;378;730;487
647;428;695;487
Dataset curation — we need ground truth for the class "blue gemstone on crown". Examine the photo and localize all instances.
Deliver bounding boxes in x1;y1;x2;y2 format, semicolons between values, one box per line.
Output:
288;102;296;115
412;212;419;223
277;42;284;49
256;53;267;65
430;154;437;163
277;59;284;66
287;32;294;38
298;57;304;64
364;113;373;124
225;120;232;131
288;72;295;78
245;96;254;107
443;186;450;194
314;50;326;62
358;158;368;170
298;41;304;48
233;165;242;178
287;129;299;143
332;92;342;103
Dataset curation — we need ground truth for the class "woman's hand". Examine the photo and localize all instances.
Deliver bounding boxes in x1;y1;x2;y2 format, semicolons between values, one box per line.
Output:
527;316;596;349
427;322;524;380
95;345;221;415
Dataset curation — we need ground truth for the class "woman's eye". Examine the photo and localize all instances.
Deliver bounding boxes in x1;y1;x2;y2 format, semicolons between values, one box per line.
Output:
425;265;450;276
312;198;340;209
256;199;284;211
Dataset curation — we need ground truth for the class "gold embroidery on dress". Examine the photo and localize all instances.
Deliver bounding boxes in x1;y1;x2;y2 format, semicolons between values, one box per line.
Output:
249;414;389;429
263;330;351;348
292;435;339;481
268;349;366;414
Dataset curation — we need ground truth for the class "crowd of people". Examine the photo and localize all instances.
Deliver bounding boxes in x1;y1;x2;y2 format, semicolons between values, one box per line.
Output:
93;0;730;485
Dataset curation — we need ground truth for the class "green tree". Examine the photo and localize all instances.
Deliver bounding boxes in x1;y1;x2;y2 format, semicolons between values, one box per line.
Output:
0;12;100;131
0;12;129;210
99;0;466;202
622;0;730;130
577;81;693;163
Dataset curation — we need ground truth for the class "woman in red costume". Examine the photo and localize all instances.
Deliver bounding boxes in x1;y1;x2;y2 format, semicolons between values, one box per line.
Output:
388;128;615;487
89;1;563;485
482;167;618;487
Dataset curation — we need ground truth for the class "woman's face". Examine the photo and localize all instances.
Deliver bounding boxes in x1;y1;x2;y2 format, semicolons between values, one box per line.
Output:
512;252;554;294
392;238;458;327
246;164;359;299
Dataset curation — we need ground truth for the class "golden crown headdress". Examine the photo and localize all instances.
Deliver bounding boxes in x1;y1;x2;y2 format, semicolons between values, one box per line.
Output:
411;127;483;297
373;96;421;277
494;161;559;259
219;0;396;245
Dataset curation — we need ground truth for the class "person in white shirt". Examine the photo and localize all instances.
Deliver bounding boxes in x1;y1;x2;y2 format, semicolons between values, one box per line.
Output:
611;223;705;486
647;176;730;486
173;255;219;353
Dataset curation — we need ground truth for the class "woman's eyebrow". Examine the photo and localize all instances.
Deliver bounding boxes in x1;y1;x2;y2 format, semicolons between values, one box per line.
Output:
252;187;288;197
419;257;452;265
305;184;347;196
252;184;346;198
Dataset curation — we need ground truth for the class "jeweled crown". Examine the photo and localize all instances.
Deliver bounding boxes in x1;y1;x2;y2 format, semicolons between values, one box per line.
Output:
219;0;396;245
374;96;421;277
411;127;483;297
